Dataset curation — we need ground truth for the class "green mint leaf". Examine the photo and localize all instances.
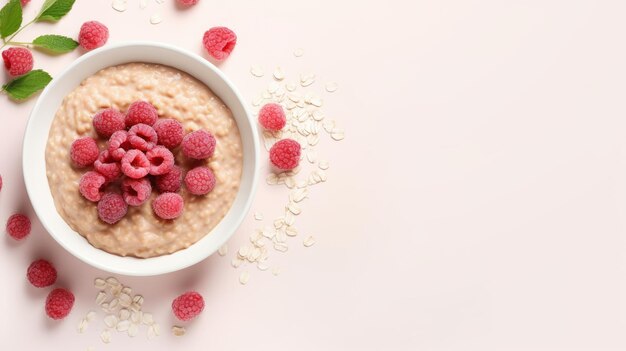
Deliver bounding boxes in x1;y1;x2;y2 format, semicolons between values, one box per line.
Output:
32;34;79;54
2;69;52;100
36;0;75;22
0;0;22;38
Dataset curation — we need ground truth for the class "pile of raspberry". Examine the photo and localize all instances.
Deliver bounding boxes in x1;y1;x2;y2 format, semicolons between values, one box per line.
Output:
70;100;217;224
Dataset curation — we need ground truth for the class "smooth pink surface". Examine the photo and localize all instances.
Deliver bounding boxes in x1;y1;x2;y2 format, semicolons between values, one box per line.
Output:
2;0;626;350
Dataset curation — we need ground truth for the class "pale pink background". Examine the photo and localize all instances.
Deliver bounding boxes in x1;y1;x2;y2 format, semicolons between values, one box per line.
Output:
2;0;626;350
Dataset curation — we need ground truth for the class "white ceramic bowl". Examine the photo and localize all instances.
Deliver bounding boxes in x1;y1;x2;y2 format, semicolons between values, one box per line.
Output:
23;42;259;276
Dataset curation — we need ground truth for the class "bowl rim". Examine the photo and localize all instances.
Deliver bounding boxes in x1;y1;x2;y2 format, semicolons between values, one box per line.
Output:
22;41;259;276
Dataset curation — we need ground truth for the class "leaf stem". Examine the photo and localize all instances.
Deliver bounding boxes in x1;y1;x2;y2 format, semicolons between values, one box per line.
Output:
0;18;35;50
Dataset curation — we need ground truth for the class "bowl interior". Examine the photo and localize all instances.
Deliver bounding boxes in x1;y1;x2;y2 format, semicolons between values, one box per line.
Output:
22;42;259;276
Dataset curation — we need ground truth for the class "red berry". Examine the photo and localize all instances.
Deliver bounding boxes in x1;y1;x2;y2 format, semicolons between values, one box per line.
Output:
78;21;109;51
270;139;301;170
27;259;57;288
6;213;31;240
121;149;150;179
97;192;128;224
21;0;30;5
258;103;286;131
154;118;183;149
0;174;3;192
172;291;204;321
93;108;125;138
203;27;237;61
182;130;216;160
121;177;152;206
184;166;216;195
108;130;132;161
70;137;99;167
155;165;183;193
94;150;121;181
79;171;107;202
125;101;158;127
128;123;158;151
2;47;33;76
177;0;199;6
152;192;184;220
45;288;75;320
146;146;175;175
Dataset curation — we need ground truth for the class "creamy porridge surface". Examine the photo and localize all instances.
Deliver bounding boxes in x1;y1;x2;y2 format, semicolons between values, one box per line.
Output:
45;63;243;258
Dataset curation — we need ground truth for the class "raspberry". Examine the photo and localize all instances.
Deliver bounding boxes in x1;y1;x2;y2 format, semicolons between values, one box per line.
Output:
78;21;108;51
70;137;99;167
270;138;301;170
108;130;132;160
182;130;216;160
97;192;128;224
93;108;125;138
45;288;75;320
146;146;175;175
0;174;3;192
21;0;30;5
184;166;216;195
155;165;183;193
6;213;30;240
203;27;237;61
152;192;184;220
154;118;184;149
177;0;199;6
79;171;107;202
128;123;158;151
121;177;152;206
121;149;150;179
2;47;33;76
258;103;286;131
94;150;121;181
125;101;158;127
27;259;57;288
172;291;204;321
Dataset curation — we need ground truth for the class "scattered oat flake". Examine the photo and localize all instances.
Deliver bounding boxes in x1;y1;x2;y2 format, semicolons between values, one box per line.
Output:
254;212;263;221
294;48;305;57
250;65;264;77
257;262;269;271
94;278;106;289
272;267;281;276
325;81;338;92
128;323;139;337
139;0;147;8
112;0;127;12
318;160;329;170
172;326;186;336
104;314;118;328
231;257;243;268
274;243;288;252
77;318;88;333
239;271;250;285
331;129;345;141
285;226;298;237
303;236;316;247
218;244;228;256
150;14;162;24
285;83;297;92
273;67;285;81
100;329;111;344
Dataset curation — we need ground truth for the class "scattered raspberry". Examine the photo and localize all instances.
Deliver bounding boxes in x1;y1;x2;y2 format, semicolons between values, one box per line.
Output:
6;213;31;240
203;27;237;61
78;21;109;51
121;177;152;206
125;101;158;127
94;150;121;181
27;259;57;288
182;130;216;160
177;0;199;6
2;47;33;76
258;103;286;131
152;192;184;220
154;118;184;149
108;130;132;160
21;0;30;5
184;166;216;195
270;138;301;170
45;288;75;320
79;171;107;202
93;108;125;138
155;165;183;193
121;149;150;179
146;146;175;175
128;123;158;151
172;291;204;321
97;192;128;224
70;137;99;167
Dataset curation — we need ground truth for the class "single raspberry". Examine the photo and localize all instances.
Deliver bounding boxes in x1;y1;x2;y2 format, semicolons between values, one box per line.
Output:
184;166;216;195
121;177;152;206
203;27;237;61
177;0;199;6
270;138;301;170
172;291;204;321
108;130;132;160
79;171;107;202
78;21;109;51
125;101;158;127
27;259;57;288
70;137;99;167
2;47;33;76
94;150;121;181
0;174;3;192
121;149;150;179
21;0;30;5
258;103;286;131
93;108;125;138
146;146;175;175
6;213;30;240
154;118;184;149
152;192;184;220
128;123;158;151
155;165;183;193
182;130;216;160
97;192;128;224
45;288;75;320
